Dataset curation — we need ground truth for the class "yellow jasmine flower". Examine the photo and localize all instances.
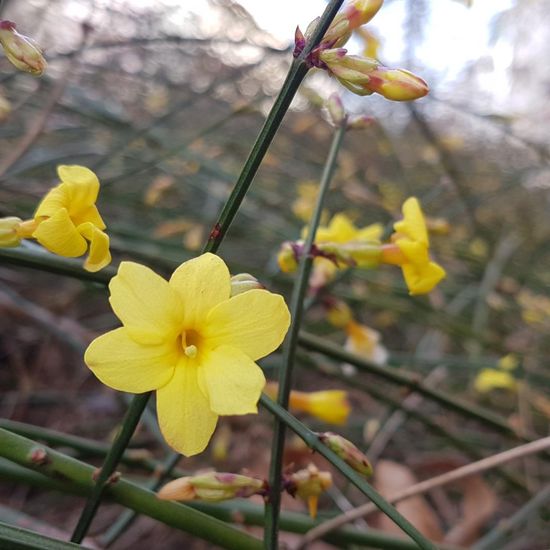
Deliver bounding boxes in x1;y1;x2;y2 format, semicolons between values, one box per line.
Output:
265;382;351;425
313;213;382;244
382;197;446;295
0;165;111;272
85;253;290;456
474;369;517;394
344;320;388;366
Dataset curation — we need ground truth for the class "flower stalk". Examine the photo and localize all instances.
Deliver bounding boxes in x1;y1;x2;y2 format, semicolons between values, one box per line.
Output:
265;119;348;548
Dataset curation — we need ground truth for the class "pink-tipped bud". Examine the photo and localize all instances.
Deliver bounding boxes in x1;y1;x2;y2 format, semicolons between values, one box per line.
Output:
0;217;22;247
157;471;266;503
347;115;375;130
0;21;46;76
319;432;373;477
230;273;264;296
325;93;346;127
285;464;332;519
363;67;429;101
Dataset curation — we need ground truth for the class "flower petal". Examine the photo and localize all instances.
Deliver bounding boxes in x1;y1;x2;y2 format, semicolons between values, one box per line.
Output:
109;262;184;344
34;184;68;219
402;260;446;295
32;208;87;257
157;359;218;456
84;327;177;393
78;222;111;272
394;197;428;245
169;253;230;327
57;165;100;211
204;289;290;360
198;345;265;415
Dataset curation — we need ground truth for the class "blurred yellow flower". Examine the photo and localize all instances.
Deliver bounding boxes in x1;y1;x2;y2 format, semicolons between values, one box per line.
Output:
474;368;517;393
85;253;290;456
0;165;111;272
344;319;388;366
313;213;382;244
382;197;446;295
265;382;351;425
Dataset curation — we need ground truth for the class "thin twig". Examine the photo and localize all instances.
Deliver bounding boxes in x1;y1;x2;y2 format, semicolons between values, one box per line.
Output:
296;436;550;548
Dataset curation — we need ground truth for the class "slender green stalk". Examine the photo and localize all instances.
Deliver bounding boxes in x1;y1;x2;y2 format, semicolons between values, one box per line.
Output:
0;460;448;550
472;484;550;550
260;395;438;550
0;522;83;550
0;429;261;550
203;0;344;254
0;419;187;477
70;392;151;542
265;122;348;549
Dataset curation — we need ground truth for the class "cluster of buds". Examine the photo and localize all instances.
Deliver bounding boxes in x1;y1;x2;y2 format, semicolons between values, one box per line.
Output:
319;432;373;477
284;464;333;519
0;20;46;76
294;0;428;102
157;471;267;503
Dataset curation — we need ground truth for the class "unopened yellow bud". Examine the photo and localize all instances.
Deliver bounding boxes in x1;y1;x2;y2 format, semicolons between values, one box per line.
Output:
230;273;264;296
365;67;429;101
286;464;332;519
277;241;299;273
0;21;46;76
158;471;266;503
319;432;373;477
0;217;22;247
426;217;450;235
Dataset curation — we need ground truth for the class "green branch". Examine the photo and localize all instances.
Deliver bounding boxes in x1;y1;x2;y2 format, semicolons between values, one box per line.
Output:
0;428;261;550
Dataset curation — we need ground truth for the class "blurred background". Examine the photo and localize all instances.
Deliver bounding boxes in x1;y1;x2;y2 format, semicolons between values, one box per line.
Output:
1;0;550;548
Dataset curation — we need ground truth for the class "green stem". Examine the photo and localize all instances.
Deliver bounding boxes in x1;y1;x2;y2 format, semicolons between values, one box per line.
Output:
0;429;261;550
0;460;447;550
0;419;187;477
202;0;345;254
260;395;438;550
265;122;347;549
70;392;151;543
0;522;83;550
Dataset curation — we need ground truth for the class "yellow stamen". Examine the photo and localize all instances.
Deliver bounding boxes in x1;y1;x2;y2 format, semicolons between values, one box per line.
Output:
184;345;198;358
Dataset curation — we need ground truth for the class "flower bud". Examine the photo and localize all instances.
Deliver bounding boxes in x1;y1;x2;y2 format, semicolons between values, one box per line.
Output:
362;67;429;101
157;471;266;503
277;241;299;273
285;464;332;518
0;217;22;247
0;21;46;76
230;273;264;296
347;115;375;130
325;93;346;127
319;432;373;477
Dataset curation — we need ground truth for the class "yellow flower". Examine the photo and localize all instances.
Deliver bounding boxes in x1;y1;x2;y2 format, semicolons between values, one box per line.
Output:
265;382;351;425
474;369;517;393
85;253;290;457
313;213;382;245
1;165;111;272
382;197;446;295
344;320;388;366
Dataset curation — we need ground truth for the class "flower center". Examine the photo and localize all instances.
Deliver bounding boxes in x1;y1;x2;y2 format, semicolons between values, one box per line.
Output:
181;329;202;358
